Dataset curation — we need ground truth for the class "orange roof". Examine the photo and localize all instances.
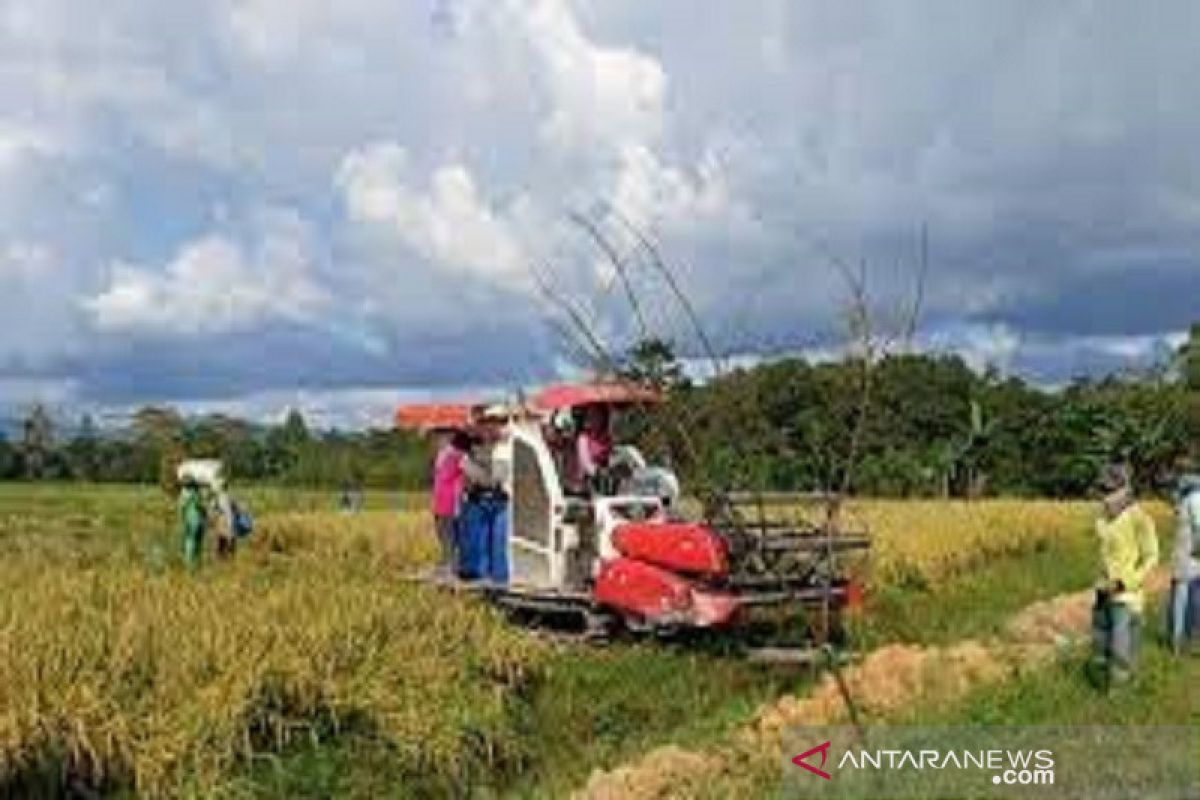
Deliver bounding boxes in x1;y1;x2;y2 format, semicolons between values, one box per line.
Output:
394;403;473;432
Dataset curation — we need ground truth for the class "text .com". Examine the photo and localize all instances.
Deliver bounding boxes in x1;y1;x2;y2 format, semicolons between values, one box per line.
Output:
994;768;1055;786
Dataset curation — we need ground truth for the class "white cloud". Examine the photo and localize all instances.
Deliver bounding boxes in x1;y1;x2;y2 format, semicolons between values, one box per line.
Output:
508;0;666;154
927;323;1023;374
220;0;393;67
611;143;732;231
329;0;732;301
335;142;529;280
0;122;60;170
1084;333;1177;362
1;5;245;170
85;212;330;336
224;0;329;64
0;240;54;281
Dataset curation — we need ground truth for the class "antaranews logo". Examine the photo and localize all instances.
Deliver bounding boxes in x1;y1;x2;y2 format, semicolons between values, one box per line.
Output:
791;739;1055;788
791;741;832;780
785;725;1199;799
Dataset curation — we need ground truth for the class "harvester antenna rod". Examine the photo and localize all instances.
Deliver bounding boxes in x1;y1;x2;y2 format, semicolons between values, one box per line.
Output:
563;210;721;484
529;255;711;476
568;210;652;346
902;221;930;348
602;203;726;378
823;643;865;741
529;261;619;376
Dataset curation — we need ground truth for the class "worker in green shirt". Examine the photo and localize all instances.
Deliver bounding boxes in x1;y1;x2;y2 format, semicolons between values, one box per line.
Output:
1089;464;1159;689
179;478;208;571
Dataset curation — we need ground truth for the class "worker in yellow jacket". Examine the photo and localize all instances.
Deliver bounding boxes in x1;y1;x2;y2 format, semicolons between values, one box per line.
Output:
1090;464;1159;689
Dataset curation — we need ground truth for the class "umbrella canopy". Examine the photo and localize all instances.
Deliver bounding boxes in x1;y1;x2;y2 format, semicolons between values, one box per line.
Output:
530;382;661;412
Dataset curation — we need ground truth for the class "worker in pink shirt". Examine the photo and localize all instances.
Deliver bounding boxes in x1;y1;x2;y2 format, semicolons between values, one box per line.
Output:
576;406;614;494
431;430;471;576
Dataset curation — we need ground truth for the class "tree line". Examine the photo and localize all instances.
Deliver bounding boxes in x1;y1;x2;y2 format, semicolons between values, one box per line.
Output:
625;324;1200;498
0;406;429;491
2;323;1199;498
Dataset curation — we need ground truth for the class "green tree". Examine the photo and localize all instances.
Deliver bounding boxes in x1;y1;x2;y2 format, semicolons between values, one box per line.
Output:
0;432;14;479
67;414;101;480
1178;323;1200;464
1179;322;1200;391
1088;377;1191;490
132;406;184;443
265;408;312;482
19;404;55;479
619;337;689;391
973;373;1050;496
127;406;185;486
184;414;264;477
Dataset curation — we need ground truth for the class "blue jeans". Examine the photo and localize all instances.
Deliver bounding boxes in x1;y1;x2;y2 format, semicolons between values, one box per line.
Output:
1167;578;1199;649
1091;592;1140;687
458;494;508;582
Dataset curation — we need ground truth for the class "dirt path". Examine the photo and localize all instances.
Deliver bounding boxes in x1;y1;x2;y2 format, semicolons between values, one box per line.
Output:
574;573;1169;800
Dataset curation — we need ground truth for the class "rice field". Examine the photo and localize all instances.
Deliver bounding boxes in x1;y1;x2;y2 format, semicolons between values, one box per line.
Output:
0;487;542;797
0;484;1169;797
851;498;1171;588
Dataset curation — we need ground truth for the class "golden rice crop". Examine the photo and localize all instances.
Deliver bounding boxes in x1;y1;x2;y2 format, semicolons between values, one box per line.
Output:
847;499;1172;588
251;510;438;570
0;502;545;797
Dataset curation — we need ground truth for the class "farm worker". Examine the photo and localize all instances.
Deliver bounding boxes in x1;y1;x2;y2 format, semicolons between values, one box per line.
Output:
178;479;207;570
547;410;577;490
576;405;614;493
1089;464;1159;688
457;438;505;581
1168;474;1200;653
431;430;472;577
214;486;236;558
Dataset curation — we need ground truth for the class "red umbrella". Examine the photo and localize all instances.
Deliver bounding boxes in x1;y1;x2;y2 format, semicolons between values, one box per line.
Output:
530;382;661;411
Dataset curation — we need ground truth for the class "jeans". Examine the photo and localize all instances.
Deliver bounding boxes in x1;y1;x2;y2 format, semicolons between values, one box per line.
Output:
458;493;508;582
1090;592;1140;687
1167;578;1199;649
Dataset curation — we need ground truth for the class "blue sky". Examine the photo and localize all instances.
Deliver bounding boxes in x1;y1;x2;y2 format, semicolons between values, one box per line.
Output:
0;1;1197;427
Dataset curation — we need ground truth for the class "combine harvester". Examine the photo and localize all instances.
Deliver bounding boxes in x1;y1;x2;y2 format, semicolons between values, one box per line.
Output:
397;381;869;655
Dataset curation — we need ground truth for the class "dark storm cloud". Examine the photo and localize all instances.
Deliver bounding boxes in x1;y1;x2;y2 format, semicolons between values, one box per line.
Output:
66;321;557;404
988;264;1200;338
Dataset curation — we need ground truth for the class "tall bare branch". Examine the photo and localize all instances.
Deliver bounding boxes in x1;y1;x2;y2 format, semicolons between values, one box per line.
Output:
602;204;726;378
568;211;651;345
830;230;929;496
528;261;617;376
901;222;929;348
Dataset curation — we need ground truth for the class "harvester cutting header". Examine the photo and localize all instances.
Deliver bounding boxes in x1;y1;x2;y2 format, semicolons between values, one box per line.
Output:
398;380;869;643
